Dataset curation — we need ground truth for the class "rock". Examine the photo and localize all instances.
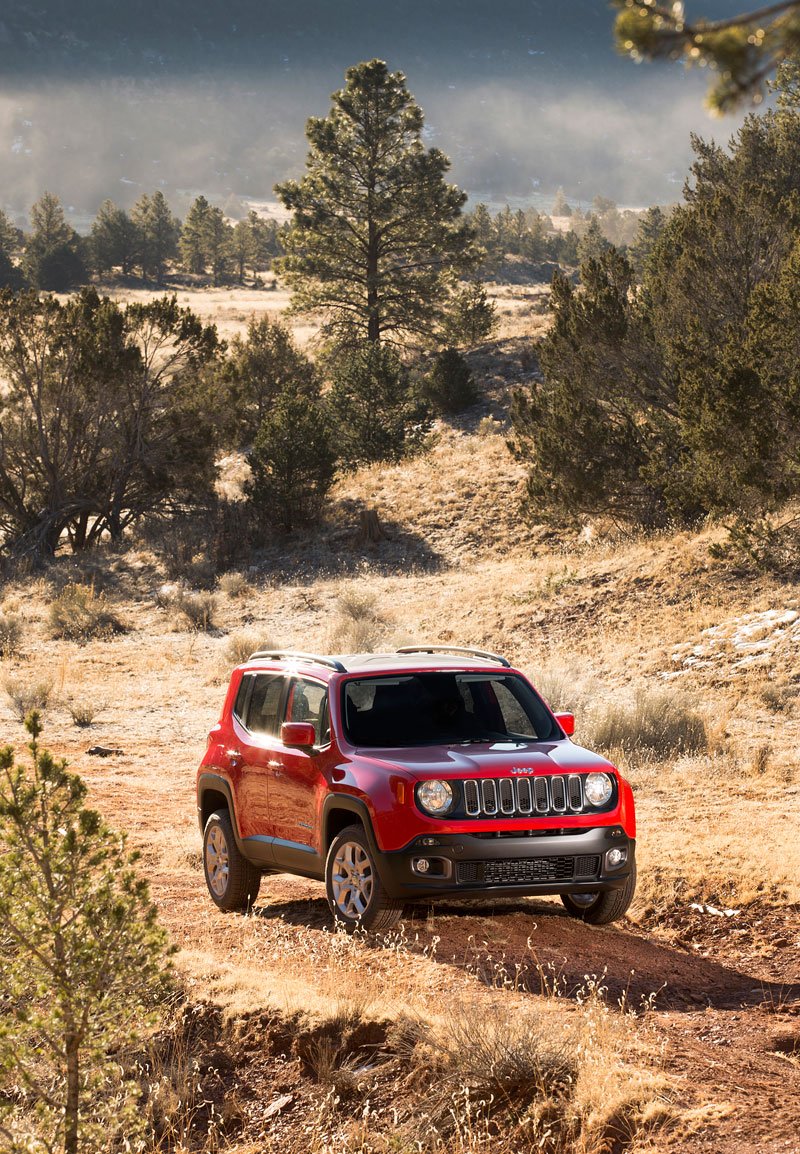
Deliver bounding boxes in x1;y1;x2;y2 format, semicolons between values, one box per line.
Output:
86;745;124;757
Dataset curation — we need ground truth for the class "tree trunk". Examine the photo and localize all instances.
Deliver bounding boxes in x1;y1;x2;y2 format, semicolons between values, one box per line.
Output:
64;1034;80;1154
358;507;386;543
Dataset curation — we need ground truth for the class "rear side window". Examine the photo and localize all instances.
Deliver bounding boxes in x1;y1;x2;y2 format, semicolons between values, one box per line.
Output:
244;674;284;735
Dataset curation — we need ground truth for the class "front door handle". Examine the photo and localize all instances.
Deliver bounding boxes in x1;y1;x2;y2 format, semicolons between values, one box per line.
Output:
268;760;284;778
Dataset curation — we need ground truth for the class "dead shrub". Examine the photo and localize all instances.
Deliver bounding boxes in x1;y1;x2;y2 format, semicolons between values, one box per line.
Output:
327;587;388;653
0;611;24;657
224;631;273;667
590;688;707;758
218;571;250;598
48;583;126;643
66;696;105;727
4;676;54;720
175;592;218;633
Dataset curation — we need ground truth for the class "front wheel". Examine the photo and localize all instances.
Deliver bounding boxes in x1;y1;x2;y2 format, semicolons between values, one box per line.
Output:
561;862;636;925
325;824;403;932
203;809;261;912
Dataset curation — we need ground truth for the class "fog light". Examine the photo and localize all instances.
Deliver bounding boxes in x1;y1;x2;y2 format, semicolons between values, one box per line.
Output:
605;847;627;869
415;858;430;873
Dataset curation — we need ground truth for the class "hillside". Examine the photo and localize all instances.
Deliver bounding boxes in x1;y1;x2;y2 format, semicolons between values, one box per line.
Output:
1;284;799;1152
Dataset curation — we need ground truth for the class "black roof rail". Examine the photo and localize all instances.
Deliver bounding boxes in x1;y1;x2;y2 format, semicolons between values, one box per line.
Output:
396;645;511;668
248;650;346;673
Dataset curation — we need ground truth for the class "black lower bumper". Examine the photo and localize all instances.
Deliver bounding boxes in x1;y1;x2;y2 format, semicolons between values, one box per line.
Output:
375;826;635;902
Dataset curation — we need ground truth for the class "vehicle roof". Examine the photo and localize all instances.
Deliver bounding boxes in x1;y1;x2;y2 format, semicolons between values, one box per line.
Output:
242;651;515;676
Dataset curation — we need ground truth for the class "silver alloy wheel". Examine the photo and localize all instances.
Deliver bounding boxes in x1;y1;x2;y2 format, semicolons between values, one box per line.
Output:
330;840;374;920
205;824;230;898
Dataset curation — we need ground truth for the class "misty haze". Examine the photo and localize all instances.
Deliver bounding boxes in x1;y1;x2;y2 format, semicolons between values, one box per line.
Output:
1;0;742;223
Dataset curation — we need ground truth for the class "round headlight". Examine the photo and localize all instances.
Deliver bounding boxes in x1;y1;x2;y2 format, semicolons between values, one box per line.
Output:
417;780;454;815
584;772;613;807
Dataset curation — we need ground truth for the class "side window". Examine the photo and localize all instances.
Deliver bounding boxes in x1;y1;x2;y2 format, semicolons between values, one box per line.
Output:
285;679;329;746
246;674;284;736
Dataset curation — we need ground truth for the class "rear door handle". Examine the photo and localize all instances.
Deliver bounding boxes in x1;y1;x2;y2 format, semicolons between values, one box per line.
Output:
226;748;243;768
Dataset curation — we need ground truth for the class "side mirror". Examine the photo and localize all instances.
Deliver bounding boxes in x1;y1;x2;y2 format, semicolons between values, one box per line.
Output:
281;721;317;749
554;712;575;737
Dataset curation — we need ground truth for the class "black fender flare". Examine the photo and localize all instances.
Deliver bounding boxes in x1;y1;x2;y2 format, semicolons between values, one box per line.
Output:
197;772;247;854
321;793;386;874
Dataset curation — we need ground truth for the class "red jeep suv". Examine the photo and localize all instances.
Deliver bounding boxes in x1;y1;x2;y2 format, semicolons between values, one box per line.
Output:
196;647;636;930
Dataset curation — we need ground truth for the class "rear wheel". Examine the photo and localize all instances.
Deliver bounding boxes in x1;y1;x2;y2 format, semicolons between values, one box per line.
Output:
203;809;261;912
560;862;636;925
325;824;403;932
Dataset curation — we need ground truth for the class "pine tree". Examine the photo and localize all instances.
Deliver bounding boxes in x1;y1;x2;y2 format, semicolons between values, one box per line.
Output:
132;191;180;283
328;343;430;465
0;208;20;288
179;195;213;275
24;192;86;290
90;199;141;276
248;375;336;533
576;215;612;267
276;59;479;351
226;315;314;443
0;713;172;1154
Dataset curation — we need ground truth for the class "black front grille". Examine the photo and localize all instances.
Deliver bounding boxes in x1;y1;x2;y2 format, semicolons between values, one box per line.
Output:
456;855;601;886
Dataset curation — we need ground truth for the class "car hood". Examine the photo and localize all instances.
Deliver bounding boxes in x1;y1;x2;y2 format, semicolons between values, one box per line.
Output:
351;740;616;780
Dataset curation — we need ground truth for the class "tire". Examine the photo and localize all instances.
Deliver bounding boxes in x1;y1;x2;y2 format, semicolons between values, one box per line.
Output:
325;824;403;932
203;809;261;912
560;861;636;926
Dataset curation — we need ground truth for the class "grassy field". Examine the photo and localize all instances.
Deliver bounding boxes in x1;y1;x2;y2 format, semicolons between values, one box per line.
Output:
1;283;799;1153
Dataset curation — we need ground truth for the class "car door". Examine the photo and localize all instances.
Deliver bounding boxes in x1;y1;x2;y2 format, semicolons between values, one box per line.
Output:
233;671;286;844
270;676;333;871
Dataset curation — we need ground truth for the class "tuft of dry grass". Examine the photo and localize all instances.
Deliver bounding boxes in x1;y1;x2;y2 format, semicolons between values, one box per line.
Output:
589;688;707;758
326;586;389;653
218;571;251;599
175;591;218;633
4;676;55;720
48;583;126;643
0;610;24;658
224;631;274;667
66;696;106;728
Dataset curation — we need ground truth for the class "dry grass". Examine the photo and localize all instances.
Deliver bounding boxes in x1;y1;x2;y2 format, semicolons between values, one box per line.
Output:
48;582;126;642
175;591;218;633
0;610;24;657
4;675;55;720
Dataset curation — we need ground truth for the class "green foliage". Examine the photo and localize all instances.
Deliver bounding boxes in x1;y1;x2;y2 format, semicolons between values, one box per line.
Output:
422;347;480;415
510;251;679;528
628;205;667;279
442;281;497;348
0;610;23;657
576;215;611;267
329;343;430;466
276;59;479;351
89;199;140;276
0;289;219;557
611;1;800;112
23;192;87;290
0;209;21;289
511;89;800;538
131;191;180;283
180;195;233;283
0;713;172;1154
248;372;337;533
225;315;313;445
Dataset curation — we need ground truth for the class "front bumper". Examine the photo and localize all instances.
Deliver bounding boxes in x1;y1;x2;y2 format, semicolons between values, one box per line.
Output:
375;826;635;901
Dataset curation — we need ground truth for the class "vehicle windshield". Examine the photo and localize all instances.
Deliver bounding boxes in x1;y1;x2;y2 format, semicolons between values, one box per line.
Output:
341;672;560;747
